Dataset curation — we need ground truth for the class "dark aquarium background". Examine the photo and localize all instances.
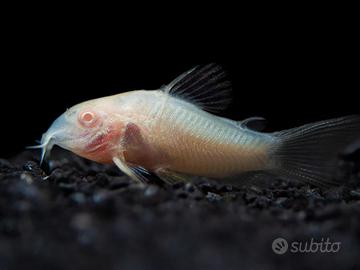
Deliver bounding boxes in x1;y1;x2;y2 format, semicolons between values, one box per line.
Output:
1;24;358;157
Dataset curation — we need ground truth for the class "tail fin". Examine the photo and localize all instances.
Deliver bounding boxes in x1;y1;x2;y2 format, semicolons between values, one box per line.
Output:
270;115;360;187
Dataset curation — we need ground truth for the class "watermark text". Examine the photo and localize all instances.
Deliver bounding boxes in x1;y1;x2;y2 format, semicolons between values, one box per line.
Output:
272;237;341;255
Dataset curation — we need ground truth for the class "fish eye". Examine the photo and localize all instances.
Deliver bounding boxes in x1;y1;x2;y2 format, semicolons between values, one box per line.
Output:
82;112;94;122
79;111;97;127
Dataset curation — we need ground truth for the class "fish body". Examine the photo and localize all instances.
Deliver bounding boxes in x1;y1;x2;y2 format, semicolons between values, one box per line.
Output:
33;64;360;187
106;90;272;177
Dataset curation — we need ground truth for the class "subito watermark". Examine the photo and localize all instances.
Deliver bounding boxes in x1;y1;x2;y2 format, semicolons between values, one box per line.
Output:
272;237;341;255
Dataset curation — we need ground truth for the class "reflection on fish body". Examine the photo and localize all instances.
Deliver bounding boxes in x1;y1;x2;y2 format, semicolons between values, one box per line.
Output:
31;64;360;187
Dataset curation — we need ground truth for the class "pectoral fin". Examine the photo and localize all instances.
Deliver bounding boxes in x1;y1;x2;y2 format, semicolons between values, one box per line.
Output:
113;156;150;184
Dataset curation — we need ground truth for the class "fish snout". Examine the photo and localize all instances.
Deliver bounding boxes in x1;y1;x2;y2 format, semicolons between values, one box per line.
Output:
39;113;78;161
42;114;71;144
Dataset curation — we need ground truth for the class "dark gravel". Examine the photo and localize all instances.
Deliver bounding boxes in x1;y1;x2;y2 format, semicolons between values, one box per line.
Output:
1;149;360;270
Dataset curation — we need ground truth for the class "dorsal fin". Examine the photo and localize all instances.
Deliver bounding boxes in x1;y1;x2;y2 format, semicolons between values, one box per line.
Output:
162;64;232;113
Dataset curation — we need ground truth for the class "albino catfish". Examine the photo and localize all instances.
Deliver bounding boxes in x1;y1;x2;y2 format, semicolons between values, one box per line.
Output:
31;64;360;187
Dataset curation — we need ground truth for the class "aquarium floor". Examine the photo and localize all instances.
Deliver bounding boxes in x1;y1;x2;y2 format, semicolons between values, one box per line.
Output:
0;149;360;270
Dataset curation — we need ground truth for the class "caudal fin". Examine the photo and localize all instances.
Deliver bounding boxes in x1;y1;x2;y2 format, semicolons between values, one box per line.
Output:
270;115;360;187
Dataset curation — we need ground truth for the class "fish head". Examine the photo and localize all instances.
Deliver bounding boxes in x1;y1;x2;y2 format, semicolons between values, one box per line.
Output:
38;97;123;164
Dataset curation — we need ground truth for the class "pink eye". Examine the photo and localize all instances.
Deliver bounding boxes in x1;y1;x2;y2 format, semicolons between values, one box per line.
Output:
79;111;97;127
82;112;94;122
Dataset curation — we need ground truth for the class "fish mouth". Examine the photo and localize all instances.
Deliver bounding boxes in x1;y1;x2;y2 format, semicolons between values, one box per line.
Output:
28;130;67;164
28;130;96;164
27;113;77;164
39;133;56;164
28;124;101;165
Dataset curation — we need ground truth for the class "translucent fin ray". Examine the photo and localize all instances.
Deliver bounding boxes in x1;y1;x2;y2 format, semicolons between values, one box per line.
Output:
239;116;267;131
113;157;149;184
271;115;360;187
162;63;232;113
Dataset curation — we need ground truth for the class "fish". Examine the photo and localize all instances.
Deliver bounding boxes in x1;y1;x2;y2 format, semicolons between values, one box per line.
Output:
30;64;360;187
